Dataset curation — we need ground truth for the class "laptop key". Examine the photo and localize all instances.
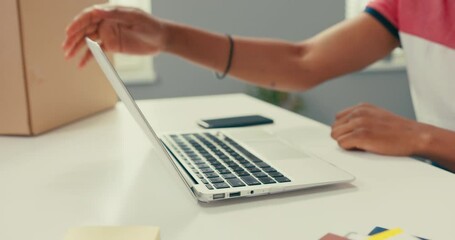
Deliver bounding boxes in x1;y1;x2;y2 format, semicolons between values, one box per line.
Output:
196;163;209;169
201;153;212;158
222;160;233;166
233;157;243;161
231;166;244;172
222;173;237;179
210;177;225;183
275;176;291;183
212;164;224;169
236;171;250;177
238;159;249;164
215;166;228;172
186;153;198;158
253;172;268;178
207;159;218;165
201;168;214;173
184;151;195;155
201;179;208;184
262;167;277;173
204;172;220;178
227;178;246;187
268;171;284;178
206;184;214;190
213;182;230;189
256;162;270;168
243;163;256;168
227;162;240;168
258;177;276;184
193;159;204;164
218;169;231;174
248;167;261;173
241;176;261;186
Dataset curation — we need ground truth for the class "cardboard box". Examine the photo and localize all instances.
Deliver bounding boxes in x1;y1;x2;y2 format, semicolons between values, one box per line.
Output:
0;0;117;135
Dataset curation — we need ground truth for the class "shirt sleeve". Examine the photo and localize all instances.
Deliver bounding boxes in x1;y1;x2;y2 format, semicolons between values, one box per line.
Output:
365;0;400;40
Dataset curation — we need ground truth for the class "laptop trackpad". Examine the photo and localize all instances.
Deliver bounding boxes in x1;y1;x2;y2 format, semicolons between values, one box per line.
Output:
242;139;307;161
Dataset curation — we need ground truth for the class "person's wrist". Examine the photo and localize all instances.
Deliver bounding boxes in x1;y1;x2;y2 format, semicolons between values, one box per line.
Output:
413;123;435;156
159;20;177;53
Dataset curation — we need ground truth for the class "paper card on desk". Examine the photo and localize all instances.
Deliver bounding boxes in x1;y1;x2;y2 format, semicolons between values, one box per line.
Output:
320;233;350;239
64;226;160;240
346;231;421;240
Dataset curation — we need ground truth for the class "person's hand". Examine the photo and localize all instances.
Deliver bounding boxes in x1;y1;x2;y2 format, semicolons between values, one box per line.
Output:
331;103;429;156
62;4;168;68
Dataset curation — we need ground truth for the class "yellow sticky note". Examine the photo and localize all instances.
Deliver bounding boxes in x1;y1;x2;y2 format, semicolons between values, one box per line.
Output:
368;228;404;240
64;226;160;240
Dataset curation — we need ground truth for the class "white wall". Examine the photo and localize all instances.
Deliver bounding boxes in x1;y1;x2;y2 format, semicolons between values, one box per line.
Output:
127;0;415;125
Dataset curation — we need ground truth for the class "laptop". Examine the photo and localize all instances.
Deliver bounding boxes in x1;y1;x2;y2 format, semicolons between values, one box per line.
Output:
86;37;355;202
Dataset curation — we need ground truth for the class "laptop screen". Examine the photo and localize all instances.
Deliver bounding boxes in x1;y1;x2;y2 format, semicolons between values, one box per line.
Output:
85;37;166;150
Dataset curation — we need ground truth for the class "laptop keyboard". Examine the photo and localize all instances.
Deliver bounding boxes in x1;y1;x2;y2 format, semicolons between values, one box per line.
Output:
166;133;291;190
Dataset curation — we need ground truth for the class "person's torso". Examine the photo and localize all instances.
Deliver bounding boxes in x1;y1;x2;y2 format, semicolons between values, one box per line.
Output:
398;0;455;131
368;0;455;131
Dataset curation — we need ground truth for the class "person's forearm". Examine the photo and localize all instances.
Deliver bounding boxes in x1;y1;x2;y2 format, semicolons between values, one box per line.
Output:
162;21;316;91
416;125;455;172
160;14;398;92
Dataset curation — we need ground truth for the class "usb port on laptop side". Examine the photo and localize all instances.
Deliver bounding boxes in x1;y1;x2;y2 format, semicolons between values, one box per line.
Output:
229;192;241;198
213;193;225;200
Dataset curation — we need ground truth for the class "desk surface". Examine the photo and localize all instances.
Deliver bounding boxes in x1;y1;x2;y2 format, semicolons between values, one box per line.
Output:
1;94;454;240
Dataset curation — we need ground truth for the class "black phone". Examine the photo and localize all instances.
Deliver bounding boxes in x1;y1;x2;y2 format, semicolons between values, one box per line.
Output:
197;115;274;129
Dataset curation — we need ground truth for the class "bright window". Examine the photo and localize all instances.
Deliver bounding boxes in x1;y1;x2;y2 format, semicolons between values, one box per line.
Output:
345;0;405;71
109;0;156;84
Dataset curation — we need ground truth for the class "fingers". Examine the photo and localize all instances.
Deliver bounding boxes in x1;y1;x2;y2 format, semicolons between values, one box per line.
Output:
331;104;413;155
333;103;374;129
79;49;93;68
336;131;365;151
335;105;358;121
63;5;141;61
64;25;99;59
331;116;370;145
335;103;372;120
331;120;355;140
66;5;139;38
98;21;122;51
63;8;103;59
65;7;104;39
64;22;98;49
332;104;374;151
332;122;373;151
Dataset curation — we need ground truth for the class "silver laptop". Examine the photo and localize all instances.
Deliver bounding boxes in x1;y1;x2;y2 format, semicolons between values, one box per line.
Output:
86;37;355;202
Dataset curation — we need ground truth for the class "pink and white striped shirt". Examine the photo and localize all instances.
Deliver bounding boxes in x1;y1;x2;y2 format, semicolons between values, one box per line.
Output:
366;0;455;131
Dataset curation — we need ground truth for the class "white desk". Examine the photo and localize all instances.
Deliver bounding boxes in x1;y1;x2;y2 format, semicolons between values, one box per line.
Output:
1;94;454;240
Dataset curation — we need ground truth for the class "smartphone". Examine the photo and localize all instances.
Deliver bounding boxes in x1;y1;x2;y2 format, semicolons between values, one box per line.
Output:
197;115;274;129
